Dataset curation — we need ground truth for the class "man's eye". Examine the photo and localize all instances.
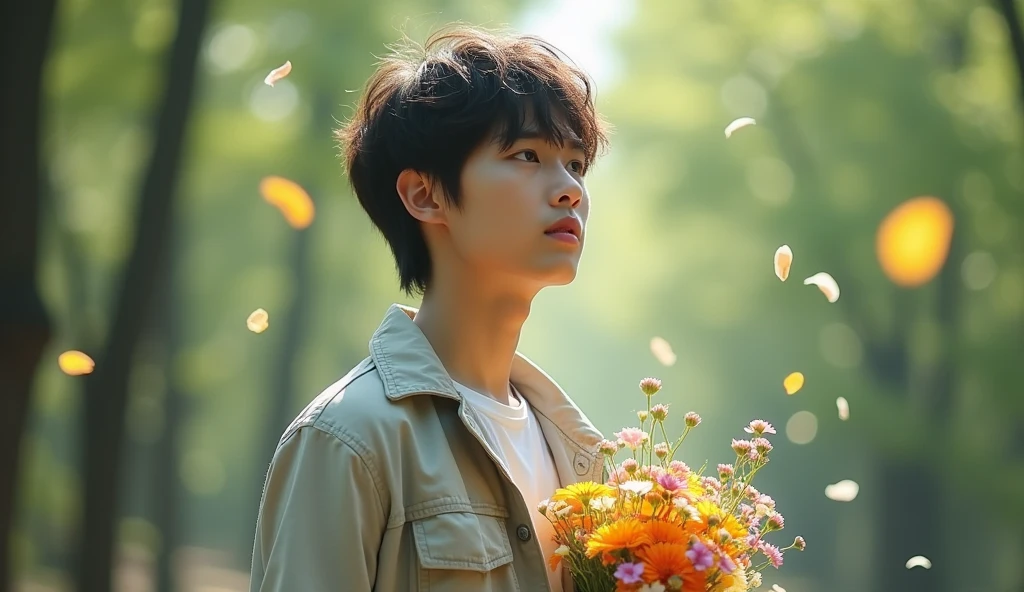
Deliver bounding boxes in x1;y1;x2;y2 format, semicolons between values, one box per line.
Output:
513;150;540;162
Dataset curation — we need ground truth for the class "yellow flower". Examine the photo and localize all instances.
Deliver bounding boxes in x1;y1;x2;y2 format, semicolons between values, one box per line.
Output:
553;481;616;512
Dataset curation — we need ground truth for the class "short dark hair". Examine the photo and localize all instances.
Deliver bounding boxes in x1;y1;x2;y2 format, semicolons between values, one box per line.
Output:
334;24;610;296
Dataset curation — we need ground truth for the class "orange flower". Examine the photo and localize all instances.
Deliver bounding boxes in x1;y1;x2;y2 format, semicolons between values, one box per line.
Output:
585;518;650;558
548;552;562;572
643;520;688;545
636;542;703;590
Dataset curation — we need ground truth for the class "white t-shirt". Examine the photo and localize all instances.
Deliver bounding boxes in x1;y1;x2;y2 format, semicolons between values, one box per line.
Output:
452;381;563;592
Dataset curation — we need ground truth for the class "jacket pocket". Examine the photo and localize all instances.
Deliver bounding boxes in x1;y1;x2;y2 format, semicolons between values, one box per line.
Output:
411;510;519;591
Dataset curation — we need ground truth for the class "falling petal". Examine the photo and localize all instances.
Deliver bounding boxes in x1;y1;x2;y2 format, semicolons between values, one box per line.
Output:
803;272;840;303
824;479;859;502
725;117;756;138
905;556;932;570
264;60;292;86
58;350;95;376
836;397;850;420
876;196;954;288
247;308;270;333
772;586;787;592
783;372;804;395
259;176;315;229
774;245;793;281
650;336;677;366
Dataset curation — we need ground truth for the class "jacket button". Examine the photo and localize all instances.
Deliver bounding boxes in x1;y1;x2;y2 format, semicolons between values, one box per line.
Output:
516;524;531;542
573;452;591;476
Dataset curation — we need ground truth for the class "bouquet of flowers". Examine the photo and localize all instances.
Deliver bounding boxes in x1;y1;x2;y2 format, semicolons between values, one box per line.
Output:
538;377;805;592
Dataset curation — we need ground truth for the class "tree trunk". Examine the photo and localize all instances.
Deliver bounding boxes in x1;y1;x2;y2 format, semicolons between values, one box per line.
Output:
242;227;312;563
75;0;211;590
0;0;58;590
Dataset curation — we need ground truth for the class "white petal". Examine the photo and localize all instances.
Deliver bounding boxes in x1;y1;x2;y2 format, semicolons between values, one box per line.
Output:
650;336;677;366
774;245;793;281
905;555;932;569
836;397;850;420
771;585;787;592
824;479;859;502
725;117;756;138
804;272;840;302
264;60;292;86
247;308;270;333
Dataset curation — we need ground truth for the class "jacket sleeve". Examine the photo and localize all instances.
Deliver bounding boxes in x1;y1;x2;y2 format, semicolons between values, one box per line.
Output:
249;425;387;592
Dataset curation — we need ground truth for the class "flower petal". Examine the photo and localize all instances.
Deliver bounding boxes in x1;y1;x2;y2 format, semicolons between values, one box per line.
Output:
774;245;793;281
803;272;840;303
264;60;292;86
836;397;850;420
725;117;756;138
649;336;677;366
772;586;787;592
260;176;315;229
824;479;859;502
905;555;932;569
247;308;270;333
783;372;804;395
58;350;95;376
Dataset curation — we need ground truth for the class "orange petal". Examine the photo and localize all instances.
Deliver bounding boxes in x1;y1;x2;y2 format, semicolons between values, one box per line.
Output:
724;117;756;138
247;308;269;333
783;372;804;395
803;272;840;303
824;479;859;502
264;60;292;87
58;350;95;376
774;245;793;281
259;176;315;229
836;396;850;420
650;337;677;366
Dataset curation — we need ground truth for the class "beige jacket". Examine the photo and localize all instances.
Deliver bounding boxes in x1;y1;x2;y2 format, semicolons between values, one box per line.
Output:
249;304;606;591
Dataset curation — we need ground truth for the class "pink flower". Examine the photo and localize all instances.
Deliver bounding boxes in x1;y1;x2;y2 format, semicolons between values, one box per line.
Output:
684;412;701;427
686;541;714;571
614;562;645;584
615;427;648;450
744;419;776;436
793;536;806;551
701;476;723;491
669;460;691;477
752;437;773;455
639;377;663;396
759;542;784;568
756;494;776;510
654;442;670;458
598;439;620;456
657;472;682;492
718;554;737;574
621;458;639;474
731;439;753;455
717;463;734;479
650;403;669;421
767;513;785;530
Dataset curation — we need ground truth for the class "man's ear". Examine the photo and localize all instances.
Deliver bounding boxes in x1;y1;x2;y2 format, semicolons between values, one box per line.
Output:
396;169;447;226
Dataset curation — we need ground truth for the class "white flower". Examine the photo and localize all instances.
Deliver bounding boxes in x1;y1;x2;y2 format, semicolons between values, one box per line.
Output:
555;505;573;517
589;496;616;511
640;583;667;592
749;572;762;588
619;480;653;496
554;545;570;556
672;498;700;521
755;503;771;518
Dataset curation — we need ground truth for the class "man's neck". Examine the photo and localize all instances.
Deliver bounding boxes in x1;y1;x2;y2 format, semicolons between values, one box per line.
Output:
413;275;538;406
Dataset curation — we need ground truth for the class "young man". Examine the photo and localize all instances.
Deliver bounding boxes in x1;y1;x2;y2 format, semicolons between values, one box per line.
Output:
249;24;610;592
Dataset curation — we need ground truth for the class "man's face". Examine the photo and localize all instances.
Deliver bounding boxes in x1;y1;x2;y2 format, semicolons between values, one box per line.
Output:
441;123;590;288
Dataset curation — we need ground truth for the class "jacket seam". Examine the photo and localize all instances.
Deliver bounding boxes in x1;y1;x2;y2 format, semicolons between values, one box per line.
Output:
305;422;388;522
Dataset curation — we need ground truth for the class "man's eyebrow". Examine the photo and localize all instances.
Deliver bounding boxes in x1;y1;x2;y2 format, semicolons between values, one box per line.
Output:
513;128;586;153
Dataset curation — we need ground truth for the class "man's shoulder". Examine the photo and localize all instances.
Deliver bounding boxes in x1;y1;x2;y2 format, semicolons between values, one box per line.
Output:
278;356;405;449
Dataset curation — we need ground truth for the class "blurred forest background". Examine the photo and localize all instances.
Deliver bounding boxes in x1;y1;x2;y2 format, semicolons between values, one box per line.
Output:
3;0;1023;591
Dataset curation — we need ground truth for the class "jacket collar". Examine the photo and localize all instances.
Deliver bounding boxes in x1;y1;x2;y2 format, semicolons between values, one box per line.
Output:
368;303;605;452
